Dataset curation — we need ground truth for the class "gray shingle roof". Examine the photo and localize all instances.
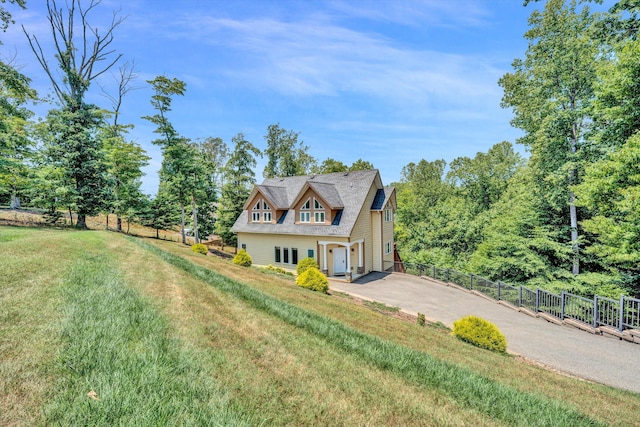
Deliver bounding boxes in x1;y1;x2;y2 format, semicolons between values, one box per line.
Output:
231;169;382;237
258;185;289;209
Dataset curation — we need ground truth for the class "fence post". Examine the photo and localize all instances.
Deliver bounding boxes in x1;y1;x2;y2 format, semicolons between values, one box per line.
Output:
519;286;522;308
536;288;540;313
619;295;625;332
593;295;598;328
497;280;501;300
419;264;423;277
469;274;473;290
446;268;450;283
433;265;436;279
561;291;565;320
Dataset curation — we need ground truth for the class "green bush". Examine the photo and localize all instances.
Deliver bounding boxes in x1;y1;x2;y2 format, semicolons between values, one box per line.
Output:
417;313;426;327
452;315;507;353
295;267;329;293
232;249;252;267
191;243;208;255
265;265;294;276
296;257;319;275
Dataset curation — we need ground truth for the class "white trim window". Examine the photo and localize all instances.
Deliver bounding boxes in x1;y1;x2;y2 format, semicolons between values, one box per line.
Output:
300;211;310;223
385;241;392;255
251;198;273;223
313;198;325;223
384;207;392;222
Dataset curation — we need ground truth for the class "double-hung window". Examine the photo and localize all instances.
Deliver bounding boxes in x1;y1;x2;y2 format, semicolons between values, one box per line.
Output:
313;198;325;223
384;207;392;222
300;198;311;223
263;212;272;222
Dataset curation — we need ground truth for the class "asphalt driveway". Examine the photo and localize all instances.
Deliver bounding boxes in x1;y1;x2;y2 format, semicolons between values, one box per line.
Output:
330;272;640;394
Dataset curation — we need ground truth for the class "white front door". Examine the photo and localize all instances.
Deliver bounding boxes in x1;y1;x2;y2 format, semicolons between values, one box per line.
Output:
333;248;347;275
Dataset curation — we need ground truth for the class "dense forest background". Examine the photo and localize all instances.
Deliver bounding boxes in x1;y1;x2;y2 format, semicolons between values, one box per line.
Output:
2;0;640;298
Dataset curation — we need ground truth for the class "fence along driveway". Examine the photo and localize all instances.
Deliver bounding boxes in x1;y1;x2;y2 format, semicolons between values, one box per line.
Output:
329;272;640;394
395;262;640;340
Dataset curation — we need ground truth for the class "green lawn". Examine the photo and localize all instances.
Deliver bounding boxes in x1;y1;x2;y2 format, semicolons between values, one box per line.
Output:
1;226;639;426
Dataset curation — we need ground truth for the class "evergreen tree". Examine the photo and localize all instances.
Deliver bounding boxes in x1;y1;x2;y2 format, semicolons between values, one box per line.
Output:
216;133;261;247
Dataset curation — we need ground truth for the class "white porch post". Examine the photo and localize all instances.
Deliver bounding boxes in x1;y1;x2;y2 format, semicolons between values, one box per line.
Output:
321;243;328;275
358;240;363;274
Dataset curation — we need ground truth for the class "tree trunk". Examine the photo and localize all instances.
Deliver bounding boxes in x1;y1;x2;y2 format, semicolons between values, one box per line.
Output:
570;125;579;276
117;216;122;232
570;189;579;275
156;227;159;239
126;218;130;234
77;213;87;229
180;202;186;245
191;194;200;244
68;207;74;227
10;193;20;209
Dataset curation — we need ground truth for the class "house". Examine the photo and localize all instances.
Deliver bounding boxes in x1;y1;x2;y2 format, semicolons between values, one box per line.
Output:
231;169;396;282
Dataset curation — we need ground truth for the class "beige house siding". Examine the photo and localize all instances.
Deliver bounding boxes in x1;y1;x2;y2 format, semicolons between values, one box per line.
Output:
349;184;379;275
237;233;320;271
371;211;382;271
382;202;395;270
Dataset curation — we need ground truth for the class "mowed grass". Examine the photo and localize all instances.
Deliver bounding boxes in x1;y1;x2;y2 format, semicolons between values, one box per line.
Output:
1;226;639;426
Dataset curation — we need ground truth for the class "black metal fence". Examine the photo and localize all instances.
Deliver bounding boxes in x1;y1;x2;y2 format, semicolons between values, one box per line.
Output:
386;261;640;333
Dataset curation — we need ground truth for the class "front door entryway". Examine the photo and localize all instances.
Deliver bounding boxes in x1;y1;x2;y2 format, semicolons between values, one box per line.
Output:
333;247;347;275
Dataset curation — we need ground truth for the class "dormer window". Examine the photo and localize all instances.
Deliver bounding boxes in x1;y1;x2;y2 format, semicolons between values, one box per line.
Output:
296;195;328;225
251;198;273;223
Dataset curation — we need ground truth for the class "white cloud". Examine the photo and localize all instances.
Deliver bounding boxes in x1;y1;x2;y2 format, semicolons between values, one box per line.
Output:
157;10;503;113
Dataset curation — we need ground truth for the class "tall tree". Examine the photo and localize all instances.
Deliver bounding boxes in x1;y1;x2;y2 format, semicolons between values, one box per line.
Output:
23;0;124;228
1;0;36;208
101;63;149;231
216;133;261;248
263;123;315;178
499;0;598;275
143;76;197;244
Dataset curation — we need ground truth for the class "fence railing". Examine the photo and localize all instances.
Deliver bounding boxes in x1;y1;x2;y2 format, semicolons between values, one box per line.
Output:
386;261;640;333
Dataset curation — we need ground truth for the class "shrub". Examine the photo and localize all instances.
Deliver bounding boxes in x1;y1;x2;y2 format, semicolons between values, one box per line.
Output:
452;315;507;353
417;313;426;327
296;257;319;275
191;243;208;255
296;267;329;293
265;265;294;276
232;249;252;267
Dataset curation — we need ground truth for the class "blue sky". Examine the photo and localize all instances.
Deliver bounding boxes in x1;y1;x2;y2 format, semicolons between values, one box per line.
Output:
4;0;539;194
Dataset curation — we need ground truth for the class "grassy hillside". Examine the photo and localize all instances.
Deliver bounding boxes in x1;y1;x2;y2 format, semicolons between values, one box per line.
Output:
1;226;639;426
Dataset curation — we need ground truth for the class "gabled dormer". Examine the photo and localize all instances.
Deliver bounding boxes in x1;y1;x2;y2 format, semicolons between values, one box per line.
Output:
244;185;288;224
291;181;344;225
